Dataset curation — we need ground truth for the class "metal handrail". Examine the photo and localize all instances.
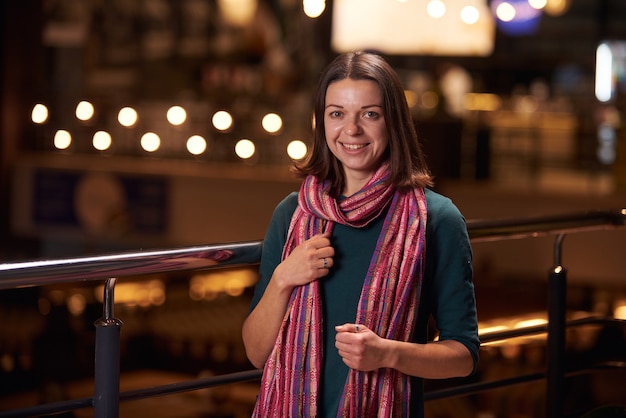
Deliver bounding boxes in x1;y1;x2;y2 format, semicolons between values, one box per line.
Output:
425;360;626;402
0;369;265;418
1;209;624;287
0;241;263;289
466;208;626;242
0;208;625;418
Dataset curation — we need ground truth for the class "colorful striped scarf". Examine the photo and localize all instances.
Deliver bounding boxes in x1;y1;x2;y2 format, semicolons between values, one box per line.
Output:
252;162;427;417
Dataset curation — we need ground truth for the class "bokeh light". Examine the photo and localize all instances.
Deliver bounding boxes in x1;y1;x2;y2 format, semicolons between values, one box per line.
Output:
167;105;187;125
212;110;233;131
31;103;48;124
461;5;480;24
287;140;307;160
426;0;446;18
118;107;138;127
187;135;207;155
93;131;112;151
261;112;282;133
75;101;95;121
54;130;72;149
235;139;255;159
141;132;161;152
303;0;325;18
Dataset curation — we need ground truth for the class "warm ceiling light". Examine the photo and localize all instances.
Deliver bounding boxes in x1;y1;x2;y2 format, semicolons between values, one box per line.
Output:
54;130;72;150
76;101;95;121
118;107;138;127
31;103;48;124
287;140;307;160
93;131;112;151
262;112;282;133
426;0;446;18
528;0;547;9
212;110;233;131
187;135;207;155
460;5;480;25
235;139;255;159
495;2;516;22
141;132;161;152
167;106;187;125
303;0;325;18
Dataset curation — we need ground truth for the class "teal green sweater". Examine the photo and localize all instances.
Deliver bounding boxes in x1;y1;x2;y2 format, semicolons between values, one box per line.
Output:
250;188;479;417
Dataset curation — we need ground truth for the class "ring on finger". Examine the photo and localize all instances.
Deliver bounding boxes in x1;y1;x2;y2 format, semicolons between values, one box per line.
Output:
323;257;327;268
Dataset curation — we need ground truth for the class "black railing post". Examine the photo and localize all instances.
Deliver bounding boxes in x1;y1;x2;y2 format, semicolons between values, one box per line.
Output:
93;278;122;418
547;234;566;418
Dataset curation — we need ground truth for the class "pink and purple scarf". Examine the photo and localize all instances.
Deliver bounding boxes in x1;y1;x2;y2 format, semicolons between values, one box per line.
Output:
253;162;427;417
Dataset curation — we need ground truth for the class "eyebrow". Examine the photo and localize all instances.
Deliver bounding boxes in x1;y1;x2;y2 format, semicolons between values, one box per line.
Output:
324;103;383;109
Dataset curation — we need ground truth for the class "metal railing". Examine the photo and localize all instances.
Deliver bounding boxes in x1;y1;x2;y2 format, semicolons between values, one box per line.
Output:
0;208;625;418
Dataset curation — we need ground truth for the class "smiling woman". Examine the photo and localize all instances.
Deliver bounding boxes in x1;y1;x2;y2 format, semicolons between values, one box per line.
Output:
242;51;479;418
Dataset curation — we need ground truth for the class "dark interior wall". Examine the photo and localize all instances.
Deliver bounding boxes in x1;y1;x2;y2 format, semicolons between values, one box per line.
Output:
0;1;46;259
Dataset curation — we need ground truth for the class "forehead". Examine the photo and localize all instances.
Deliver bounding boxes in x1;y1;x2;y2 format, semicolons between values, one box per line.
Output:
325;78;382;104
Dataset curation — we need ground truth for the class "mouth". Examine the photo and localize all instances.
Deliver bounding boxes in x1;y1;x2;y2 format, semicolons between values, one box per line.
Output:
341;142;368;151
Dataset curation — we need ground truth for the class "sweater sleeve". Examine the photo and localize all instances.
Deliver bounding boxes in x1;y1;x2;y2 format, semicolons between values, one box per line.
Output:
424;190;480;369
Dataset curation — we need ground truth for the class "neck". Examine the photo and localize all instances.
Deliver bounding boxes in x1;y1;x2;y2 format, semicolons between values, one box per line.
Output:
343;174;372;197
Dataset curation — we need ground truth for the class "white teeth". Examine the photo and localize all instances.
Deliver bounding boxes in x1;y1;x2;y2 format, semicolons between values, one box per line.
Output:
342;143;366;150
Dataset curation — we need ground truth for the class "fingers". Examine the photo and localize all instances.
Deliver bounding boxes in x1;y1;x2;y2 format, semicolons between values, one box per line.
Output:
334;324;365;370
280;233;334;285
334;324;382;372
308;232;332;250
305;233;334;272
335;323;363;334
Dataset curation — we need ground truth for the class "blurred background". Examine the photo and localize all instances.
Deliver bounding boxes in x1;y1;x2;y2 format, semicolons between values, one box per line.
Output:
1;0;625;416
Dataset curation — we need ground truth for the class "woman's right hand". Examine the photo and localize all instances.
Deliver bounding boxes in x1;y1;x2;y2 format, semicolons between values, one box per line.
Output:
274;232;335;290
242;232;335;368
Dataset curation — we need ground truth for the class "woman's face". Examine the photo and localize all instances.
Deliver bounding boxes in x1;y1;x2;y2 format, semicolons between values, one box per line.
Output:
324;78;389;195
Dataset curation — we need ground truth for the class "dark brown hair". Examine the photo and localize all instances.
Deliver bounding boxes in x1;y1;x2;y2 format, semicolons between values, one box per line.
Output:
293;50;433;196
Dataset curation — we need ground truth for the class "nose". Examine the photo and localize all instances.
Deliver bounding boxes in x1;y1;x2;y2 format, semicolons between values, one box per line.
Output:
343;119;361;135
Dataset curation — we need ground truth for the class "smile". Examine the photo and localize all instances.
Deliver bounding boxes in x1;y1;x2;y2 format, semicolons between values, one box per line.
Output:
341;142;368;150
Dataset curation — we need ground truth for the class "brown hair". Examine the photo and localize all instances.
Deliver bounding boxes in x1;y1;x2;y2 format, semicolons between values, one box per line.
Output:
293;50;433;196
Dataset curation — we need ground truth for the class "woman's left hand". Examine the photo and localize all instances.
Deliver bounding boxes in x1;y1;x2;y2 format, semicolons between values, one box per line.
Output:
334;323;391;372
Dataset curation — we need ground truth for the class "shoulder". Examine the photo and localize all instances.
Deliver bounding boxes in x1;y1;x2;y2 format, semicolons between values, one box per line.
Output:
272;192;299;221
423;188;470;253
264;191;298;244
424;188;465;228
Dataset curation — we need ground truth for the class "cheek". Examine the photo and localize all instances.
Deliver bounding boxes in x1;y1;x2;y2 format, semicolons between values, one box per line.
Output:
324;126;342;145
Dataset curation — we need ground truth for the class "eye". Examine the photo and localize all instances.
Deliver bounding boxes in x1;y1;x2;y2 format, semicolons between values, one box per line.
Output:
328;110;342;118
364;110;380;119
